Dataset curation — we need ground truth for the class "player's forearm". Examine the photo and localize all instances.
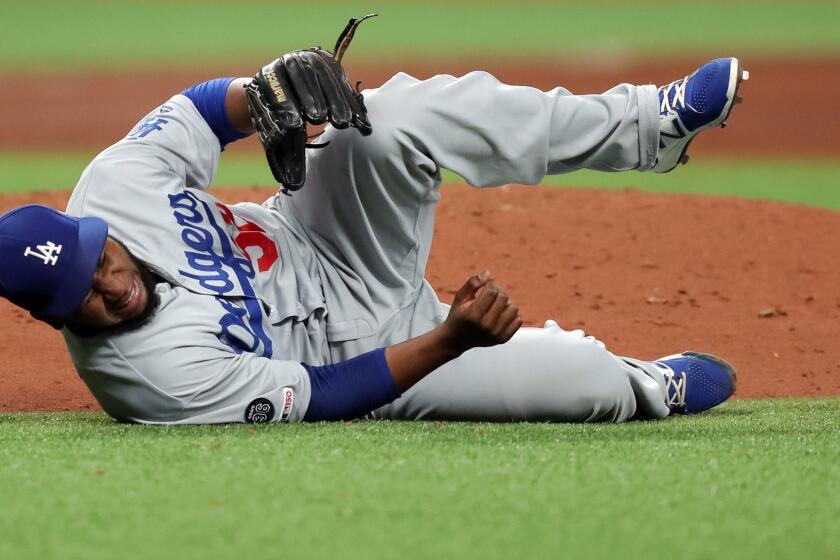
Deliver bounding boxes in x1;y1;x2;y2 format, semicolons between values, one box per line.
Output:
387;272;523;391
300;328;463;423
303;324;489;423
225;78;256;134
302;348;399;422
384;327;462;392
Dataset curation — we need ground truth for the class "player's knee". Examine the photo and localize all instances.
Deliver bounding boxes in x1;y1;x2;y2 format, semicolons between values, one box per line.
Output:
327;97;438;192
349;118;405;165
359;76;442;155
359;95;414;155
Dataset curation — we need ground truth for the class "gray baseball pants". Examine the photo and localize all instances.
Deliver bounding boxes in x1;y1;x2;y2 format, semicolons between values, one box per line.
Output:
280;71;670;422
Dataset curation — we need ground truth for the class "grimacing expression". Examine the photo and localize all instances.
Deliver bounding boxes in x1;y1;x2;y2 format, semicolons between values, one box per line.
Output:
64;238;160;334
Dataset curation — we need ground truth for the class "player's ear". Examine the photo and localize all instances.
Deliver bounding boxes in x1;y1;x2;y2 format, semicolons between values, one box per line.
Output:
30;312;65;331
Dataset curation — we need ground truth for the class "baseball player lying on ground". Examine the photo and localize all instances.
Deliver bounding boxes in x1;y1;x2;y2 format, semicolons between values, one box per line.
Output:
0;21;747;424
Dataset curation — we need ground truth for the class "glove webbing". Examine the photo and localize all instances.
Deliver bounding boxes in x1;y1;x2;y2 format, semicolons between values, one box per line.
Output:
334;13;378;64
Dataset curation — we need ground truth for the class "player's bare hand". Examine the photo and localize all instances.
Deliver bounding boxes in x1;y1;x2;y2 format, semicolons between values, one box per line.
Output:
439;270;523;357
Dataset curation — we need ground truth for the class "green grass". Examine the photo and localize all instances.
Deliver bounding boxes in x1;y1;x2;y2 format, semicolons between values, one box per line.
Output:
0;151;278;193
1;1;839;69
4;151;839;210
1;398;838;559
0;152;94;194
528;160;840;210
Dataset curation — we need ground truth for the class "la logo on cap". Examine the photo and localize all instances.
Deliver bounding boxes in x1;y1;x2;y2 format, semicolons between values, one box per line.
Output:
24;241;62;266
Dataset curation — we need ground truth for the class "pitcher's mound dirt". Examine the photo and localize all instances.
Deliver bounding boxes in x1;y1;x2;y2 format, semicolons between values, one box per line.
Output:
1;185;838;412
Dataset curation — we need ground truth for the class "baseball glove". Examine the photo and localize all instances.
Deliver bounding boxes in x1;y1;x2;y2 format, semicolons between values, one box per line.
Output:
246;14;376;193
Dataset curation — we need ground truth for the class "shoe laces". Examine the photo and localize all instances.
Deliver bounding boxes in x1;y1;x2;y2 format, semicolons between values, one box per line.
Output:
664;369;686;408
658;78;688;115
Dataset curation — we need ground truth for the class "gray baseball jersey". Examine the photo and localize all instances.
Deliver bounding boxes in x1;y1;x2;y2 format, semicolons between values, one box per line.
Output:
63;71;669;424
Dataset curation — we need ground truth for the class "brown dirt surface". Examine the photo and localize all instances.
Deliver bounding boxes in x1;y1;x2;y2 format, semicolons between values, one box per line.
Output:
1;55;839;411
1;184;839;412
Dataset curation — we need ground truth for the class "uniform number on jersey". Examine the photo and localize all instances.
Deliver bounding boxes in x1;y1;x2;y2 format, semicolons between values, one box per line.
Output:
216;203;279;272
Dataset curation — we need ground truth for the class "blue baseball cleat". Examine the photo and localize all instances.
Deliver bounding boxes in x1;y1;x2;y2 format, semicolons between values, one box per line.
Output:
652;57;749;173
654;352;737;415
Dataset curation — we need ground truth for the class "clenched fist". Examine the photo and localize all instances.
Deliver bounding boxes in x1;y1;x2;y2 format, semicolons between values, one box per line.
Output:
382;270;523;392
439;270;523;356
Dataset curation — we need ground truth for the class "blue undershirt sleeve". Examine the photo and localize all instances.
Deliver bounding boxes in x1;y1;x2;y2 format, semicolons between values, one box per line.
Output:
182;77;251;149
302;348;402;422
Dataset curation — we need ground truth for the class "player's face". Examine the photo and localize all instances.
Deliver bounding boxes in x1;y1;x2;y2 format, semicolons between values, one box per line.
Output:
65;238;154;331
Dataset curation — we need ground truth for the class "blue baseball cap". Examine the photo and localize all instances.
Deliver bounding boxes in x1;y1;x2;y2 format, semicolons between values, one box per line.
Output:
0;205;108;317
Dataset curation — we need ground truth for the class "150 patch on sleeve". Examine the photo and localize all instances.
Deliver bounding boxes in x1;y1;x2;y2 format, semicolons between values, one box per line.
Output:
279;387;294;422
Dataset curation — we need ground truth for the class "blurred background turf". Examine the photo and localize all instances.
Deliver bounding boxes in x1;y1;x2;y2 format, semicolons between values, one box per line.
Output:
0;1;837;205
2;1;839;68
